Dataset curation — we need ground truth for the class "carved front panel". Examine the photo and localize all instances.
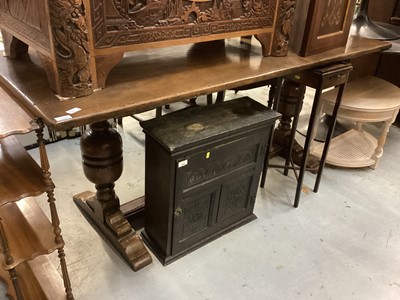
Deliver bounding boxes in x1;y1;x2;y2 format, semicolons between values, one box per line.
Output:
217;174;252;222
90;0;277;48
172;187;218;254
0;0;51;52
318;0;348;36
180;192;214;240
183;146;257;190
291;0;356;56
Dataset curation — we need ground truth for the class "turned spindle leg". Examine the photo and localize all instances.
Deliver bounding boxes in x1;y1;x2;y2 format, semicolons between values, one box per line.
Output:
73;121;152;271
371;109;399;169
35;123;74;300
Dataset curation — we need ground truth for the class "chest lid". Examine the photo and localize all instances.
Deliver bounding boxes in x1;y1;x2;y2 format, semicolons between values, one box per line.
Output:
140;97;280;152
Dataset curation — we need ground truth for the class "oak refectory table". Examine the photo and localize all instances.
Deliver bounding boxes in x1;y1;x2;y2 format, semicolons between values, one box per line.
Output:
0;36;391;271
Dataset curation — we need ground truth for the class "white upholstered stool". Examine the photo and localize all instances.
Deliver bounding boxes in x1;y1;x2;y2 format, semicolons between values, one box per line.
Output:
311;76;400;169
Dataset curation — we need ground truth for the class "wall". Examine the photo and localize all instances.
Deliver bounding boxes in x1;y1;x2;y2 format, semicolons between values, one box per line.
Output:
368;0;397;23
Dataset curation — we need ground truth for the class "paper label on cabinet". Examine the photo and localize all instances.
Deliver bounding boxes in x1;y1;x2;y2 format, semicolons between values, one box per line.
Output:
178;159;188;168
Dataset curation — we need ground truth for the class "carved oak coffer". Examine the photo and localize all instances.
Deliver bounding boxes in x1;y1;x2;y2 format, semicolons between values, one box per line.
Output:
0;0;297;98
140;97;280;265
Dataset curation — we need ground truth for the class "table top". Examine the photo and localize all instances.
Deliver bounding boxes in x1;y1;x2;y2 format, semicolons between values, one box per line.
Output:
0;36;391;131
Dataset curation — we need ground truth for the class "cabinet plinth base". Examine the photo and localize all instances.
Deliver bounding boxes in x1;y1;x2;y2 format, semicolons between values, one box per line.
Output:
73;191;152;271
142;213;257;266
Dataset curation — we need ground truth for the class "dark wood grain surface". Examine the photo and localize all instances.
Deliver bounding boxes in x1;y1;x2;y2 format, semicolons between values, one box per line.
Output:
0;36;391;131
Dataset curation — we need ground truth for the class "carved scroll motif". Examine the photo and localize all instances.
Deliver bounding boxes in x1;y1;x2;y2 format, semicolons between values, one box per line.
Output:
48;0;93;98
320;0;347;36
91;0;276;48
184;148;256;189
271;0;296;57
222;181;248;214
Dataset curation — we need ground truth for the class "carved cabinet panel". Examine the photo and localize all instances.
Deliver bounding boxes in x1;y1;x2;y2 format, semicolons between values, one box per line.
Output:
290;0;357;56
92;0;276;48
0;0;297;98
140;97;280;265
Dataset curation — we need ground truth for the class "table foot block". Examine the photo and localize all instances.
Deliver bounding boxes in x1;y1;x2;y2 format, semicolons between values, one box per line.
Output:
73;191;152;271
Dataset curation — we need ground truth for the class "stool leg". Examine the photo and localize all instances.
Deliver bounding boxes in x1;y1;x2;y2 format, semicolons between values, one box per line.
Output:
268;79;277;109
207;94;213;105
155;107;162;117
314;83;346;193
216;91;225;103
283;92;303;176
294;87;322;208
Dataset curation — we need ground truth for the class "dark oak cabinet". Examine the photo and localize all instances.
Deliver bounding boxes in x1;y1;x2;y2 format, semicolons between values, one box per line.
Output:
140;97;280;265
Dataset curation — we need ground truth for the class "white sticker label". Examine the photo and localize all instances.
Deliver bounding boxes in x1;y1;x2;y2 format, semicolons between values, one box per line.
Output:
66;107;82;114
178;159;188;168
54;115;73;122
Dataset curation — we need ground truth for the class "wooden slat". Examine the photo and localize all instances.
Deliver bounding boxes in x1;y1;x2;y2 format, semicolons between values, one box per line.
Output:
0;197;63;270
0;255;66;300
311;129;377;168
0;85;38;139
0;136;48;204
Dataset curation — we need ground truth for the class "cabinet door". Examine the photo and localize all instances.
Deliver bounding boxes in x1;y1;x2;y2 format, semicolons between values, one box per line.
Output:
171;132;264;255
171;170;258;255
171;186;220;255
293;0;357;56
216;170;256;224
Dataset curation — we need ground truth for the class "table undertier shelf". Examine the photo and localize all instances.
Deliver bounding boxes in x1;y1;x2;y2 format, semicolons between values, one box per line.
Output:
311;129;377;168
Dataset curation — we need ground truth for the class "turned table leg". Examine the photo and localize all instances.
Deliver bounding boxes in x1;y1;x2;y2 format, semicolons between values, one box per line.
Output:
73;121;152;271
273;79;320;170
